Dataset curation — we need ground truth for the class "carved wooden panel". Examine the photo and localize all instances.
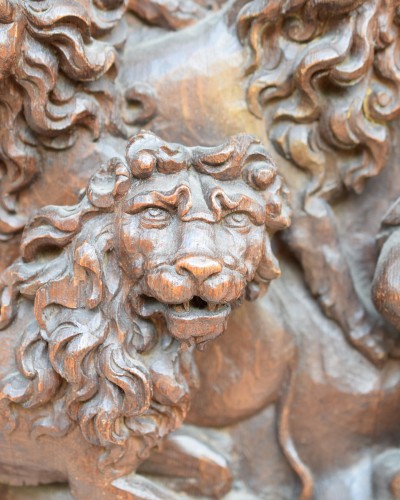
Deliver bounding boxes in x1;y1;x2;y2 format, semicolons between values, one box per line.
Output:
1;1;400;499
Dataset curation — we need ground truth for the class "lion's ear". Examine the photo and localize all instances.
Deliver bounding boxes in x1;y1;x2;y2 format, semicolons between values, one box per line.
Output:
246;235;281;301
74;242;103;309
33;241;104;329
257;235;281;282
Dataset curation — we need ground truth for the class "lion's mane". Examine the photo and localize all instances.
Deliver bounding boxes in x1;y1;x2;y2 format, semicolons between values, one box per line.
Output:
0;0;126;239
0;131;289;465
238;0;400;200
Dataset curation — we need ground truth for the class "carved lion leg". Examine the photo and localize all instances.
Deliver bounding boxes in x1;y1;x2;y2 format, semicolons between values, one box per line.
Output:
139;430;232;498
66;453;134;500
70;471;180;500
69;478;134;500
287;203;387;365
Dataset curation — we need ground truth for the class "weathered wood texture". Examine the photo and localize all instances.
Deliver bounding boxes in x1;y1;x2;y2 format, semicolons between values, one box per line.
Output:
1;0;400;499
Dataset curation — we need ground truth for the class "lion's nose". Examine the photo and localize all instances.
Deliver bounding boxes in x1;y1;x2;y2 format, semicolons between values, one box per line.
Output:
176;256;222;282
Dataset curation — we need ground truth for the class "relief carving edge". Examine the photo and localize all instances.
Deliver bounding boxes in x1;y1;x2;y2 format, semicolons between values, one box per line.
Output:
0;131;290;499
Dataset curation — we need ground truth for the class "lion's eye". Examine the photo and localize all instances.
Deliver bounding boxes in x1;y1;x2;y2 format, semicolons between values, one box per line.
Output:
223;212;251;228
140;207;171;227
146;207;167;219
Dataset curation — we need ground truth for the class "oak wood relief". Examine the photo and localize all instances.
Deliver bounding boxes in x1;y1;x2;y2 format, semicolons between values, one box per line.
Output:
1;0;400;499
0;132;288;499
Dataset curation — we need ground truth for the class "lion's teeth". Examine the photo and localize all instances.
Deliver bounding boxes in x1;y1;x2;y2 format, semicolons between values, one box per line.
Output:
209;303;216;312
183;302;189;311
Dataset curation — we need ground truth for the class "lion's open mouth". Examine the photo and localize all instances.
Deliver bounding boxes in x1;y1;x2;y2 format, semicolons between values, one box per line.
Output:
135;294;231;345
137;294;230;317
168;296;228;316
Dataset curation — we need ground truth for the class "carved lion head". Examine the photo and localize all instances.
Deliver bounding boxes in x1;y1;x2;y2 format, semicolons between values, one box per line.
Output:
0;131;289;463
117;132;290;347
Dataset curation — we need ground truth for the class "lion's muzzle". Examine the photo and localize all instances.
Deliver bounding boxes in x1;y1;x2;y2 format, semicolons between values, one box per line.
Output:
134;257;247;347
